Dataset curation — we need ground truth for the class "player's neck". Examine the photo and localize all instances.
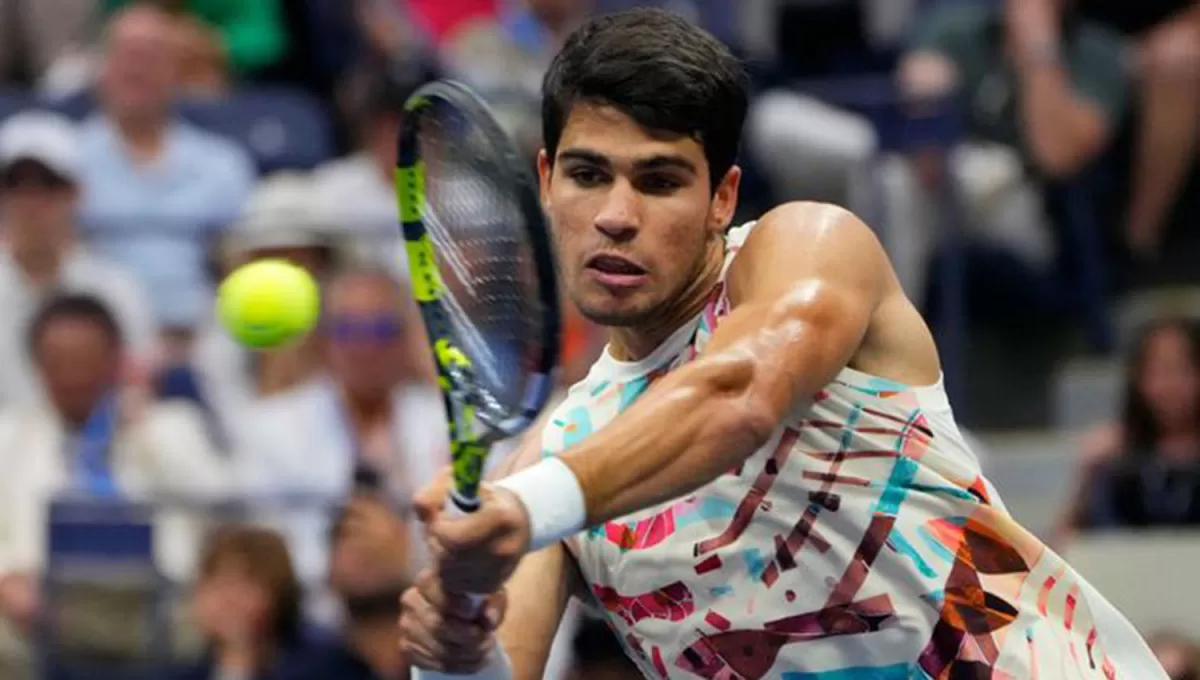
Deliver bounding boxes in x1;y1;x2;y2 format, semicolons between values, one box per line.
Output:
607;240;724;362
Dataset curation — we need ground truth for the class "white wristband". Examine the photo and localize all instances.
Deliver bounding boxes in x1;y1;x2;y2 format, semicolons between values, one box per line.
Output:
494;457;587;551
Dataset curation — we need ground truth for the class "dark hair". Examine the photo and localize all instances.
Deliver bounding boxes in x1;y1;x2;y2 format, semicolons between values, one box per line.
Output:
1120;318;1200;455
541;8;750;189
198;525;303;645
27;293;123;356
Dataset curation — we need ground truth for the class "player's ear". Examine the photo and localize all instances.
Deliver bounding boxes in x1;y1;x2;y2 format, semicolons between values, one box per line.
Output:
708;165;742;234
537;149;553;212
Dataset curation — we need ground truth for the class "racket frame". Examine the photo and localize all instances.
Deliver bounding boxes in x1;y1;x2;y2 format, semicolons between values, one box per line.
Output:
395;80;561;511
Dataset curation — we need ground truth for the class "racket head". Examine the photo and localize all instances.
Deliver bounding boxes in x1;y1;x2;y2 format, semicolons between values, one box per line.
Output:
395;80;561;442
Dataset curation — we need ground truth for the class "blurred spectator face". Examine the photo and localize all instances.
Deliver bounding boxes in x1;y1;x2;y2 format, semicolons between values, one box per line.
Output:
192;527;301;647
366;112;401;172
0;160;77;255
529;0;587;27
1136;324;1199;431
328;498;410;606
324;272;421;398
33;314;121;424
99;6;180;123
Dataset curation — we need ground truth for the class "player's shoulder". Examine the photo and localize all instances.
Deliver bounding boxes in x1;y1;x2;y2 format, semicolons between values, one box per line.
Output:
732;202;884;271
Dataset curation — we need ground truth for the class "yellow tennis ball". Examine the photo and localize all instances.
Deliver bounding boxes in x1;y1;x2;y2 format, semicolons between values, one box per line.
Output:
217;259;320;349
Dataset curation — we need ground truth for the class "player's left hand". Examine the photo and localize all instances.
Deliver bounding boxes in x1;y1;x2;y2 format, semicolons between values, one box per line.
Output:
414;470;532;595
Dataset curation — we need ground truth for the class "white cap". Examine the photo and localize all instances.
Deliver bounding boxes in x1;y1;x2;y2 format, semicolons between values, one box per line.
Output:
0;111;80;182
226;172;338;255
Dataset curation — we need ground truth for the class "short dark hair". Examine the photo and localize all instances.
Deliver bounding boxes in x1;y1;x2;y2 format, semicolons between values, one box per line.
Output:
541;8;750;189
27;293;123;356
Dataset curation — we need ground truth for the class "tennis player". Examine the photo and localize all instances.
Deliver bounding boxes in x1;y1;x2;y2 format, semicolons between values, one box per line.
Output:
400;8;1166;679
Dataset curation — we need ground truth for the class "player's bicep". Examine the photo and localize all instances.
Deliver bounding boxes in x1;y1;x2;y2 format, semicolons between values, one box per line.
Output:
704;203;884;414
498;542;574;680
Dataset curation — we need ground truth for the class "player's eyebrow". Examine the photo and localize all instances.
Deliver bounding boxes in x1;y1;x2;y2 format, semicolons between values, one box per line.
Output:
557;148;697;175
558;149;612;168
633;154;697;175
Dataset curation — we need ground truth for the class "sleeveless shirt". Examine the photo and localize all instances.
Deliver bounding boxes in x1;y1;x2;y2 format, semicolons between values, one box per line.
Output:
539;222;1164;679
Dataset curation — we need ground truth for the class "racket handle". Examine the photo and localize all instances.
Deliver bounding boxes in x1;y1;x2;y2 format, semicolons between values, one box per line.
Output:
411;496;511;679
412;645;513;680
442;494;486;612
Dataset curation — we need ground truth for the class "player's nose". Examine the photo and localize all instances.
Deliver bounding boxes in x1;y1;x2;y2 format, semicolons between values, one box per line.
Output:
593;180;640;242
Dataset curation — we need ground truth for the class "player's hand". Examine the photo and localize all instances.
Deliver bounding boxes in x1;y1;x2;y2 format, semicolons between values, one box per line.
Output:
399;569;506;673
414;470;532;595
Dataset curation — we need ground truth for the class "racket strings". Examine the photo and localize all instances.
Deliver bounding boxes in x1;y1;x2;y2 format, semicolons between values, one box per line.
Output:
417;108;549;417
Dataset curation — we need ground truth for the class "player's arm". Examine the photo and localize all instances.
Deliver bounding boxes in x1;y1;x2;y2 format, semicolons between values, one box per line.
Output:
500;202;889;544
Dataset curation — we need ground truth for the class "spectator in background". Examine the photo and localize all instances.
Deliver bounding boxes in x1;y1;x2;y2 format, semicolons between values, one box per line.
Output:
314;59;435;278
1061;318;1200;535
172;526;318;680
0;295;228;638
236;267;442;584
192;173;342;446
294;497;411;680
441;0;591;155
79;4;255;341
867;0;1129;306
404;0;498;47
1077;1;1200;258
0;111;156;406
1150;631;1200;680
101;0;287;92
0;0;96;88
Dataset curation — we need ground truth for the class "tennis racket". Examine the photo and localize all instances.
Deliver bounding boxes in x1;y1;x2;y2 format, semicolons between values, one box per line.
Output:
396;80;559;678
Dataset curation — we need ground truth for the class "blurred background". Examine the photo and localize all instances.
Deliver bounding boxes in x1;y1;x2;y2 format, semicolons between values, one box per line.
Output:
0;0;1199;678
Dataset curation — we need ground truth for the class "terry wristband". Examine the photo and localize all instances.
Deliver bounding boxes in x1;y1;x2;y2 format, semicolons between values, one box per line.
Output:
494;457;588;551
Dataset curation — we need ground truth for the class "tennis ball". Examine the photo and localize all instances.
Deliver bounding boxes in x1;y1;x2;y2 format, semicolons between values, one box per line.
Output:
217;259;320;349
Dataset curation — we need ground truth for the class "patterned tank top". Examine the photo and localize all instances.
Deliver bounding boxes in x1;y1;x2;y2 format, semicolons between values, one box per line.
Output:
539;222;1164;679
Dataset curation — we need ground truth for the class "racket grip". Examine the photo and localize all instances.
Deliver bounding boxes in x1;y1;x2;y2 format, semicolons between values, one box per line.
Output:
412;645;513;680
442;494;486;612
412;495;511;679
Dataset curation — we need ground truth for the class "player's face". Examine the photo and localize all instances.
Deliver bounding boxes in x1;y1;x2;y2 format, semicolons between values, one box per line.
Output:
539;104;738;328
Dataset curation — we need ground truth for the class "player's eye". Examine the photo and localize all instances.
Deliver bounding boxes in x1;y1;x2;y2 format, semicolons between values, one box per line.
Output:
567;167;609;188
636;174;683;194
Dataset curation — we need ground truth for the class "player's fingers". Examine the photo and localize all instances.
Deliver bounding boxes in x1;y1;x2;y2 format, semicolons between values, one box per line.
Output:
398;587;450;665
414;468;454;524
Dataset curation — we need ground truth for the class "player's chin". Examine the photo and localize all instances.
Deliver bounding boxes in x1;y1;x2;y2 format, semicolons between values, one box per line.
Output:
576;294;660;328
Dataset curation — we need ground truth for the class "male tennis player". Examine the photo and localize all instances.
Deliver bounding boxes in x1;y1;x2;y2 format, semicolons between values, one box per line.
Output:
400;8;1165;679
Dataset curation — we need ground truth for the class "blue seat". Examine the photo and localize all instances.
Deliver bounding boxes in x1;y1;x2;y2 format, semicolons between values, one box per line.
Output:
180;87;335;173
37;499;170;679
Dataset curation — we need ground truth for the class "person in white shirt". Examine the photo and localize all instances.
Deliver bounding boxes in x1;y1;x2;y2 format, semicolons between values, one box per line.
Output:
0;111;158;407
0;294;228;643
236;266;444;585
191;173;345;446
311;64;431;280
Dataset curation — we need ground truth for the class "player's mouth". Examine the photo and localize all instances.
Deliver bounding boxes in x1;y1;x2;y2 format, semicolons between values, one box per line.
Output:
585;253;648;290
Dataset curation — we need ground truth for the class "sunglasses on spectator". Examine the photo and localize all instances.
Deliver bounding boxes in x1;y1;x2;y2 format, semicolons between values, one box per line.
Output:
324;315;405;343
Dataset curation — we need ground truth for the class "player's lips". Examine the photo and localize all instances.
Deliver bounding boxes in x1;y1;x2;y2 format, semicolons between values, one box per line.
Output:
585;253;648;289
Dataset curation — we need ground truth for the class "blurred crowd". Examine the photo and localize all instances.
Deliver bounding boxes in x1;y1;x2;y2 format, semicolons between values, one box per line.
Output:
0;0;1198;678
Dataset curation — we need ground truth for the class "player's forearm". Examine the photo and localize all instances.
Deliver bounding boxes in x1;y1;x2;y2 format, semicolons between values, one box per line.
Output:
498;543;574;680
560;354;774;526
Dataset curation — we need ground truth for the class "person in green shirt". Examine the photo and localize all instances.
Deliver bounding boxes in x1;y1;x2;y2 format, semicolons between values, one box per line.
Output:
103;0;287;77
901;0;1130;178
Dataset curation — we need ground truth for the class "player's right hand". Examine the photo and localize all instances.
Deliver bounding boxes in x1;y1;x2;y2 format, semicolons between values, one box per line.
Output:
399;568;507;674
